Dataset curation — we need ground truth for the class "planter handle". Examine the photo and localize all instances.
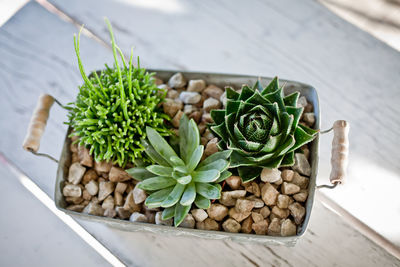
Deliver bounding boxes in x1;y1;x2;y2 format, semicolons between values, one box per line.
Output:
22;94;60;163
318;120;350;189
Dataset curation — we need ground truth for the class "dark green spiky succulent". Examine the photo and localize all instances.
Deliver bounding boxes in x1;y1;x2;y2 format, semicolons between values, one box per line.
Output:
67;19;171;166
210;77;318;183
126;115;232;226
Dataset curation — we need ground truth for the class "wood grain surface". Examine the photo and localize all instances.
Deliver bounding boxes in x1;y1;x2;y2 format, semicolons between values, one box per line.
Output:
46;0;400;247
0;1;399;266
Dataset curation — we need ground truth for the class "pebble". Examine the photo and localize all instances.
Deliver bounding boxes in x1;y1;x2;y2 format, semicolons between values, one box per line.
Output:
222;218;241;233
277;194;290;209
259;206;271;218
66;204;85;212
293;153;311;176
116;207;132;219
261;183;279;206
144;210;156;224
226;176;241;190
219;192;237;206
191;209;208;222
268;218;282;236
251;212;264;223
203;218;220;231
81;169;98;185
281;219;297;236
63;184;82;197
252;220;268;235
129;212;148;223
203;129;215;141
78;146;93;167
133;184;147;204
65;196;83;204
179;91;201;104
207;204;228;221
94;160;112;174
229;207;251;223
154;77;164;85
98;181;115;201
179;214;195;228
168;72;186;88
155;211;173;226
163;98;183;118
297;96;308;108
203;97;221;112
101;195;115;210
260;168;281;183
204;138;219;157
115;182;127;194
241;216;253;233
114;192;124;206
183;104;197;114
293;190;308;202
172;110;184;128
83;202;104;216
281;169;294;182
187;79;206;92
272;206;290;219
220;91;227;107
167;89;179;99
109;167;132;182
281;182;301;195
292;172;309;189
247;196;264;208
201;113;213;123
203;85;224;99
289;202;306;225
198;123;207;134
68;163;86;185
244;181;260;197
85;180;99;196
104;208;117;218
235;199;255;213
123;191;142;213
303;112;315;126
188;111;202;123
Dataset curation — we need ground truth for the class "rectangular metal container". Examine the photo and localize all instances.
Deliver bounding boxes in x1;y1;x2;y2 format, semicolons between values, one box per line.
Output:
54;70;320;246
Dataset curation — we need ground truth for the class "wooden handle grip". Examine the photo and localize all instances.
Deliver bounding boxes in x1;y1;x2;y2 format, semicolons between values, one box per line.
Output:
329;120;350;184
23;94;55;152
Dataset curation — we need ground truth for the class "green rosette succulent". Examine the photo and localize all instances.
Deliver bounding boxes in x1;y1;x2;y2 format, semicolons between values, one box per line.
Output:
127;115;232;226
210;77;318;183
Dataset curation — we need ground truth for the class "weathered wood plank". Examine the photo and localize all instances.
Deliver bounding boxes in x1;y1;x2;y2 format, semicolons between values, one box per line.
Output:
0;1;399;266
47;0;400;246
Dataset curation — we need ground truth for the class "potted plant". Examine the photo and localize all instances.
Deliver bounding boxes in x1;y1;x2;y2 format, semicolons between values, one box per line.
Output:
23;18;349;245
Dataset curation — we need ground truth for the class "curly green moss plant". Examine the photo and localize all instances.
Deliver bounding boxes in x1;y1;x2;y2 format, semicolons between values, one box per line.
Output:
67;19;171;166
210;77;318;183
127;115;232;226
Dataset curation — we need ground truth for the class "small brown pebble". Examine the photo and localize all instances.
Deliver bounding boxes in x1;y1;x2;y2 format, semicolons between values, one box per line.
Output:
82;189;92;201
235;199;255;213
203;218;220;231
83;202;104;216
261;183;279;206
78;145;93;167
204;138;219;157
241;216;253;234
109;167;131;183
281;182;301;195
281;219;297;236
98;181;115;201
82;169;98;185
244;181;260;197
226;176;241;190
259;206;271;218
63;184;82;198
293;190;308;202
288;202;306;225
191;209;208;222
207;204;228;221
203;85;224;99
292;172;309;189
104;208;117;218
222;218;241;233
281;169;294;182
102;195;115;210
114;192;124;206
277;194;290;209
252;220;268;235
271;206;290;219
116;206;132;219
66;204;85;212
268;218;281;236
251;212;264;223
229;208;251;223
188;111;202;123
94;160;112;174
172;110;184;128
115;182;127;194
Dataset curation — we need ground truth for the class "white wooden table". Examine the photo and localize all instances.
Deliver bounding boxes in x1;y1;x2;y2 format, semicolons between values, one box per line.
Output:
0;0;399;266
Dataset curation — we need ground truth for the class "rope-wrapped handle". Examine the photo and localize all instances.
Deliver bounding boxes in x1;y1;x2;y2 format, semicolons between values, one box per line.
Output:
23;94;55;152
329;120;350;184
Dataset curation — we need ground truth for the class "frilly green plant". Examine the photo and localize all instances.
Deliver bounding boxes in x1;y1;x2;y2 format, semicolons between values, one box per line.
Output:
67;18;171;166
127;115;232;226
210;77;318;183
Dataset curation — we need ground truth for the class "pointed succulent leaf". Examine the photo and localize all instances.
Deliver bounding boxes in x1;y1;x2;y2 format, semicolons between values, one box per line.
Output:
286;106;303;132
214;170;232;183
197;150;231;168
161;183;186;208
239;85;255;100
288;126;317;153
170;156;185;167
176;175;192;185
284;92;300;107
280;151;295;167
192;169;220;183
146;165;173;176
196;159;229;172
141;139;170;166
145;186;174;208
174;203;191;227
226;87;240;100
138;176;176;191
126;167;154;181
186;145;204;172
180;116;200;164
162;206;175;220
210;109;226;125
238;166;263;183
146;127;178;166
262;76;279;94
194;195;211;209
180;181;196;206
196;183;221;199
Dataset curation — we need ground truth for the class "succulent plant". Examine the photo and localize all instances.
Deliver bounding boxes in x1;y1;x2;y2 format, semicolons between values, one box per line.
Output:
210;77;318;183
67;19;171;166
127;115;232;226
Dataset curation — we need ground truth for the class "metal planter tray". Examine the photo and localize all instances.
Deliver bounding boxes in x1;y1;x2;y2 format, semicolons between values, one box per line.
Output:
52;70;320;247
